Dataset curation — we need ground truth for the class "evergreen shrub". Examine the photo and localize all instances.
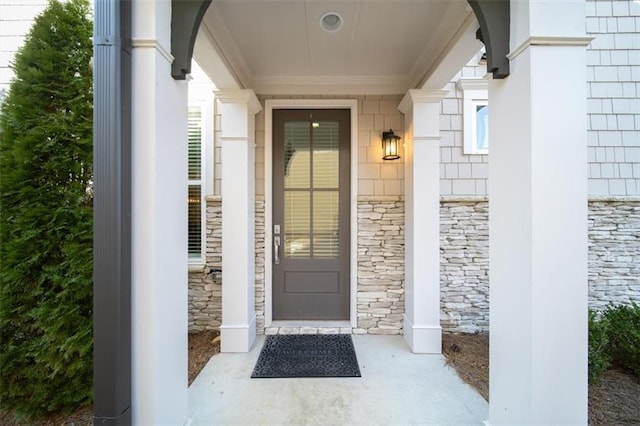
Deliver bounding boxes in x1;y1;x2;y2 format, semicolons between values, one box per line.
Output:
0;0;93;418
603;303;640;377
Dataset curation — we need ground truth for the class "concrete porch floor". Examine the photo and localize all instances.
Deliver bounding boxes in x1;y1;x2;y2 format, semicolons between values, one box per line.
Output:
188;335;488;425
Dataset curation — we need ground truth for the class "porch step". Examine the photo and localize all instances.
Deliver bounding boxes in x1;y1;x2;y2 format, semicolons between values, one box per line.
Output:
263;326;367;335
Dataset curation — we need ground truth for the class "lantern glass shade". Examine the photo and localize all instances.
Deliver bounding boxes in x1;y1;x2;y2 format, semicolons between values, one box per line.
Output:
382;129;401;160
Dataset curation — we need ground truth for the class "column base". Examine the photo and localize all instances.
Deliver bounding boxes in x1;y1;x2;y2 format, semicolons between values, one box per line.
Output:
220;314;257;353
403;315;442;354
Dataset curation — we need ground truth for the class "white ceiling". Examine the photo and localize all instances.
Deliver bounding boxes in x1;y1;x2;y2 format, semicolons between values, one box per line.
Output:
198;0;477;94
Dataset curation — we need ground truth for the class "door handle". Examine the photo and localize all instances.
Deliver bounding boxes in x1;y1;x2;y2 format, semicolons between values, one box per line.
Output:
274;236;280;265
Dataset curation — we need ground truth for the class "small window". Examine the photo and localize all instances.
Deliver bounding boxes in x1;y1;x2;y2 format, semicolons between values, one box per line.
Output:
457;78;489;155
472;100;489;153
187;60;215;265
188;105;205;262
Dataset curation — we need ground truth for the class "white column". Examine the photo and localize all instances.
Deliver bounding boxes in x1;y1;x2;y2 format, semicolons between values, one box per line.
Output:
216;90;262;352
489;1;591;424
131;1;188;424
399;89;447;353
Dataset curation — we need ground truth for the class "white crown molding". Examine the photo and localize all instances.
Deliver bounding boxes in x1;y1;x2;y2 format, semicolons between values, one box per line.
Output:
265;99;358;109
398;89;449;114
507;36;595;61
214;89;262;114
456;78;489;92
131;38;174;63
250;75;412;96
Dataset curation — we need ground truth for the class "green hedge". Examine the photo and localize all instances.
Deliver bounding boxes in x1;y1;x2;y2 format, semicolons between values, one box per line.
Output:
588;310;611;384
0;0;93;419
604;303;640;377
589;303;640;384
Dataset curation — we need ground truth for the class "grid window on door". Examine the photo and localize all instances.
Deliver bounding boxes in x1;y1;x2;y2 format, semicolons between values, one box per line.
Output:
283;120;340;259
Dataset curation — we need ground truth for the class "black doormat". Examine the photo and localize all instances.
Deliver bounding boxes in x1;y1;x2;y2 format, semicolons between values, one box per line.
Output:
251;334;361;378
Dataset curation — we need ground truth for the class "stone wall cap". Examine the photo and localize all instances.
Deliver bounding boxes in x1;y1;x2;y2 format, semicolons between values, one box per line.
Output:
439;195;640;203
188;263;206;273
358;195;404;202
441;195;489;202
589;196;640;202
204;195;268;203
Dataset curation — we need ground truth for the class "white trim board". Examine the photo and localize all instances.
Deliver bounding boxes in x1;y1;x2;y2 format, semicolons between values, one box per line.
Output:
264;99;359;329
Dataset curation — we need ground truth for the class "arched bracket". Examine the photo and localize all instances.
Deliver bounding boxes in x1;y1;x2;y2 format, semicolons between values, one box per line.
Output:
467;0;510;79
171;0;212;80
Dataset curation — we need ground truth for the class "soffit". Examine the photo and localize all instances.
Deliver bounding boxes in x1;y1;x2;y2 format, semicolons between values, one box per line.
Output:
200;0;475;95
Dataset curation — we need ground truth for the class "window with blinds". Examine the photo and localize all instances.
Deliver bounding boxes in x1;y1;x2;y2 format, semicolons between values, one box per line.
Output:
188;105;204;261
283;120;340;259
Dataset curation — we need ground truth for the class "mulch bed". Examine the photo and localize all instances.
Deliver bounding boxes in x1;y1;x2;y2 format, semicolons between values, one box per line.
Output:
188;330;220;385
0;407;94;426
442;332;640;425
442;332;489;401
589;369;640;425
0;330;220;426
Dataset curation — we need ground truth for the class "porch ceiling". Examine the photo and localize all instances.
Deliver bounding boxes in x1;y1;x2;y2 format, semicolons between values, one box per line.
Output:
197;0;477;95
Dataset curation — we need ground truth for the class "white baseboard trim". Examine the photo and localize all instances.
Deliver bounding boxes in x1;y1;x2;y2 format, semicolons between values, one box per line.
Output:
403;315;442;354
220;314;257;353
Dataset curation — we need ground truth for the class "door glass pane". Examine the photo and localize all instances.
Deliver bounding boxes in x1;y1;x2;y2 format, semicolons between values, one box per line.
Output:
284;121;310;189
312;121;339;189
313;191;339;258
284;191;310;258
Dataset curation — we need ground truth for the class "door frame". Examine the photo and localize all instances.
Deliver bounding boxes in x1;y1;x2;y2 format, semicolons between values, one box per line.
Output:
264;99;358;328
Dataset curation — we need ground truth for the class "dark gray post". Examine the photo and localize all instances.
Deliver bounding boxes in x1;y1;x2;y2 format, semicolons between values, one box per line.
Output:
93;0;132;424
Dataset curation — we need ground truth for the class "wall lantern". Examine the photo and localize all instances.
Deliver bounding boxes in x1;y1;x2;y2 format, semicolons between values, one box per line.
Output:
381;129;401;160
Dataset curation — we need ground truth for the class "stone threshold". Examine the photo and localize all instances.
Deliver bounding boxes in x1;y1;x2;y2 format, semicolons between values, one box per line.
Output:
265;320;363;335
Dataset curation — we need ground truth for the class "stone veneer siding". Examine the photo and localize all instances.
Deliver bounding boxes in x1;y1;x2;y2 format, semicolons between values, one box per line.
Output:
188;197;265;333
188;196;222;332
189;197;640;334
357;197;405;334
440;198;490;333
588;199;640;309
190;196;407;335
439;198;640;332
